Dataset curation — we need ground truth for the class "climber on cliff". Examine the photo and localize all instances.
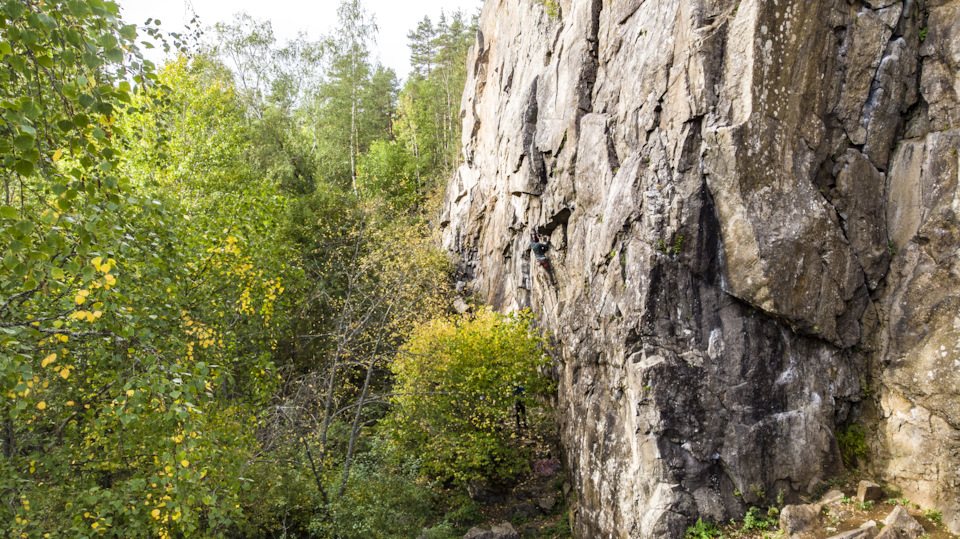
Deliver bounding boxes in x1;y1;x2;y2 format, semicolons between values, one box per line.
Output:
530;232;555;286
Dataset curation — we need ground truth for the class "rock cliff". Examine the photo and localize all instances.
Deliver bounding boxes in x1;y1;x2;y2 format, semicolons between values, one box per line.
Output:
440;0;960;536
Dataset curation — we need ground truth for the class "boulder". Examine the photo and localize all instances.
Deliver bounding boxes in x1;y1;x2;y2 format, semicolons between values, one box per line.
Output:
490;522;519;539
536;495;557;514
875;526;910;539
511;501;540;520
466;481;507;504
780;503;823;535
463;528;495;539
821;490;846;505
858;481;884;502
882;505;925;538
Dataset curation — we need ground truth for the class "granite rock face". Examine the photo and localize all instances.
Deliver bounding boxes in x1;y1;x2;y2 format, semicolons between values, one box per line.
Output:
441;0;960;535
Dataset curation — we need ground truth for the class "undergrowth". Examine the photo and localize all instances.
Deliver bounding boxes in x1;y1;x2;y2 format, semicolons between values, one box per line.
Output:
836;424;868;468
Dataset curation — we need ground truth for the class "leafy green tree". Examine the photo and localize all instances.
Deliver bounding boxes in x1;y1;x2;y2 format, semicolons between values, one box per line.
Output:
387;308;554;484
310;0;397;195
370;10;475;212
357;139;417;210
212;13;324;117
0;3;290;534
213;12;276;117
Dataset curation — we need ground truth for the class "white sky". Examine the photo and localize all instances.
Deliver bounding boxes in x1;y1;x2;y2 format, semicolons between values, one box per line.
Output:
115;0;484;81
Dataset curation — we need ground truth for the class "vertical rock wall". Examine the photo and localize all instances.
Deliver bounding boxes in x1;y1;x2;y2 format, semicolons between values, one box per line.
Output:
440;0;960;536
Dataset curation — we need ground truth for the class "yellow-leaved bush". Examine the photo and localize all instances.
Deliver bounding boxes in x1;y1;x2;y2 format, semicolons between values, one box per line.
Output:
386;307;555;484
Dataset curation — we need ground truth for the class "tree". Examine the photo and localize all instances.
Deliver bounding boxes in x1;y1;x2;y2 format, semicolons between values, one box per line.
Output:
0;4;289;533
407;16;436;78
212;13;324;117
310;0;396;195
386;10;476;210
248;194;450;528
387;308;554;484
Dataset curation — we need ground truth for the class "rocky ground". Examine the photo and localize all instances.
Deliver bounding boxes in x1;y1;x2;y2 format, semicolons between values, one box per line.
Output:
460;470;572;539
698;474;960;539
454;471;960;539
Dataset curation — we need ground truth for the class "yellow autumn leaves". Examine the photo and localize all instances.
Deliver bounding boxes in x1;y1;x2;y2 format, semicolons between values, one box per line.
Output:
91;256;118;289
71;309;102;322
38;352;71;379
42;354;56;367
74;289;90;305
74;257;118;304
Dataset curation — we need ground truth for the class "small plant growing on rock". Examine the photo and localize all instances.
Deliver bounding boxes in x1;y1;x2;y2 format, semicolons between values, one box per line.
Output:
685;518;721;539
923;509;943;526
855;500;875;511
836;424;868;468
742;506;775;532
534;0;561;18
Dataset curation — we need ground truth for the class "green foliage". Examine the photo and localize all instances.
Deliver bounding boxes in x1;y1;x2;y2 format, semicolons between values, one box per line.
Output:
836;424;868;468
358;138;419;208
538;0;561;19
310;0;397;194
922;508;943;526
919;27;928;42
742;506;776;533
310;452;436;538
686;518;722;539
0;2;293;534
855;500;875;511
1;0;485;534
443;495;485;528
541;511;574;538
387;307;554;484
387;11;476;211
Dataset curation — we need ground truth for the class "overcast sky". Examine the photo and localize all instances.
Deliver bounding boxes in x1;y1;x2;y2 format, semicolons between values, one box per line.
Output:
115;0;484;80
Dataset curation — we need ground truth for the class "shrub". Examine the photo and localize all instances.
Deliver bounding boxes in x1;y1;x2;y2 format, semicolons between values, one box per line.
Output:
742;506;776;532
541;511;573;538
685;518;722;538
923;509;943;527
308;453;435;538
386;307;554;484
836;424;868;468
